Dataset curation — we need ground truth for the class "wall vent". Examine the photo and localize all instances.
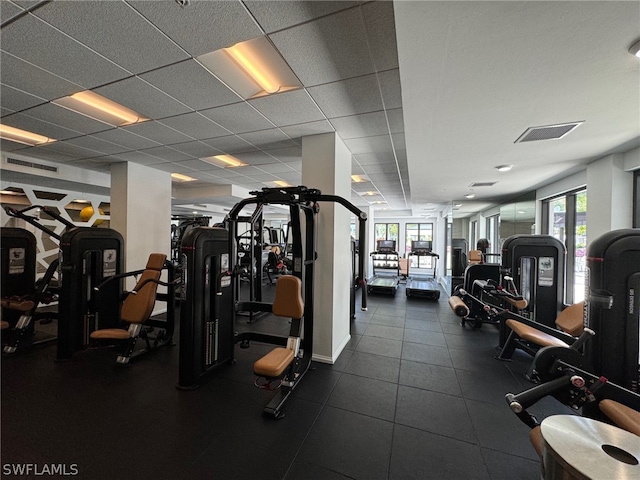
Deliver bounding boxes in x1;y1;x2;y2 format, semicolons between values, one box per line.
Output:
515;122;584;143
469;182;497;187
6;157;58;173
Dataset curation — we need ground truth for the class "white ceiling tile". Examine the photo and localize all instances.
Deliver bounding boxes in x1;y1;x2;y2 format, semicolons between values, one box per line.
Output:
0;138;28;152
234;150;280;165
35;141;103;159
33;1;189;74
0;84;45;111
1;111;84;140
260;146;302;163
238;129;298;150
249;89;325;127
387;108;404;134
0;52;81;101
308;75;383;118
106;150;167;165
229;165;266;176
1;14;129;89
173;158;219;172
256;163;297;174
270;7;374;86
91;129;160;150
154;162;196;174
66;136;129;155
202;135;258;154
1;1;24;24
362;1;399;72
139;146;193;162
21;103;112;135
250;173;282;182
158;112;231;140
129;1;262;57
5;145;75;163
200;102;274;134
331;111;390;139
123;121;196;145
378;69;402;109
169;140;223;158
344;135;393;154
95;77;192;120
245;1;358;33
280;120;335;139
141;60;241;111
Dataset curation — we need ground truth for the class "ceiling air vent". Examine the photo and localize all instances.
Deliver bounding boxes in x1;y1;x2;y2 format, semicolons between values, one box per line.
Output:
6;157;58;173
515;122;584;143
469;182;497;188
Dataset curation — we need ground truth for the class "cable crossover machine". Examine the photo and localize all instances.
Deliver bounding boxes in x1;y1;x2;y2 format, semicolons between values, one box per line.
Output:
178;186;367;418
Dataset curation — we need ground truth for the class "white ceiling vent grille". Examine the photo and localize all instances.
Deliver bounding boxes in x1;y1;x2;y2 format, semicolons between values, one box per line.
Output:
469;182;497;187
515;122;584;143
6;157;58;173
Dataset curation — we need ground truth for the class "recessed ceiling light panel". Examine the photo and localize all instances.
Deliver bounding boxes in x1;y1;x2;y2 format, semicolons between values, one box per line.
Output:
0;124;56;146
198;36;302;99
54;91;149;126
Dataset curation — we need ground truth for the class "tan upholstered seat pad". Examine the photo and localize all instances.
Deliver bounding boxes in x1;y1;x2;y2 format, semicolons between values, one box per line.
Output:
254;347;295;378
1;299;35;312
505;319;570;348
0;320;9;330
599;399;640;436
90;329;130;340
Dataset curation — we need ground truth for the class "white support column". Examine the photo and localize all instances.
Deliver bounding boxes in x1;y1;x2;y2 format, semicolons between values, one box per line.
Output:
586;154;634;243
301;133;352;364
110;162;172;279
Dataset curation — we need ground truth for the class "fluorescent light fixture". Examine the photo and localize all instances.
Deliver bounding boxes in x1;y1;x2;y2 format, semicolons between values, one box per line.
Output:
0;124;55;146
629;38;640;58
171;173;196;182
464;193;475;199
351;175;368;183
454;203;463;207
495;164;513;172
54;91;148;126
363;191;378;196
197;36;302;99
201;154;246;168
273;180;290;187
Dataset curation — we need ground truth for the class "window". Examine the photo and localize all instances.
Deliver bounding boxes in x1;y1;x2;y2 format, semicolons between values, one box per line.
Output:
405;223;434;268
374;223;399;246
542;189;587;303
485;214;500;255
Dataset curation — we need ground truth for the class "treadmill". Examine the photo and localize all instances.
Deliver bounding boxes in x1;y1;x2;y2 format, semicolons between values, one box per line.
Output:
405;240;441;300
367;240;400;296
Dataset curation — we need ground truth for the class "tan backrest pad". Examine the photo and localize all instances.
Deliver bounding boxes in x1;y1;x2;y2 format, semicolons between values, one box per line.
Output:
272;275;304;319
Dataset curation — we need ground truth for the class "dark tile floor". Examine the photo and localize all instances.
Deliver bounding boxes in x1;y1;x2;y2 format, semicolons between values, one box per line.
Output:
1;283;573;479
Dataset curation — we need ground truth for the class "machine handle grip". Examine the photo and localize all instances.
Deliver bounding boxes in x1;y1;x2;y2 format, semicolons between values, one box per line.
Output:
505;375;573;413
569;328;595;351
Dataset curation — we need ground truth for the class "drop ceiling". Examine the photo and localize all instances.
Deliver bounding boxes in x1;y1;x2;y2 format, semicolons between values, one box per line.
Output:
1;1;638;218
